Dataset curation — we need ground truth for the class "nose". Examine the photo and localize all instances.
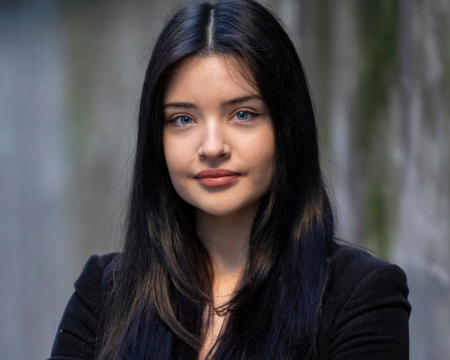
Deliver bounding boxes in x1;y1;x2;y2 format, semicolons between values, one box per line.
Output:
198;121;230;159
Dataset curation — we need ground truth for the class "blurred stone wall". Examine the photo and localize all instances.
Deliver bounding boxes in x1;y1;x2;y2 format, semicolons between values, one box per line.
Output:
0;1;170;359
292;1;450;359
0;0;448;359
0;2;74;358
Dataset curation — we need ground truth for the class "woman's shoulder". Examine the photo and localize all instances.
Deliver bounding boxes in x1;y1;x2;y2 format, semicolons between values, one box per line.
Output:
49;253;120;360
75;253;119;294
325;240;410;309
328;240;400;273
74;252;120;321
319;240;411;359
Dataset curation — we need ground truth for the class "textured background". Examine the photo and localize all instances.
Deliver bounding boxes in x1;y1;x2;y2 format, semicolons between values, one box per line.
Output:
1;0;449;359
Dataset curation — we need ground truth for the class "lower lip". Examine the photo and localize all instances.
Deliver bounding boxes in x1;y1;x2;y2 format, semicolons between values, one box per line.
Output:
196;175;239;187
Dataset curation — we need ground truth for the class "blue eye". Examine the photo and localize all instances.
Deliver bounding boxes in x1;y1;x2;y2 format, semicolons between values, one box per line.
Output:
235;111;249;120
171;115;193;125
179;116;193;125
233;110;260;121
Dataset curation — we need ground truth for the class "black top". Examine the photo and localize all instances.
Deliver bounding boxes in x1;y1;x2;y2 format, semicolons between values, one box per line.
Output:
49;242;411;359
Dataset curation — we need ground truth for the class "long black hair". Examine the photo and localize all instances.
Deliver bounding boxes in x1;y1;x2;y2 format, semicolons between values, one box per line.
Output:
99;0;334;359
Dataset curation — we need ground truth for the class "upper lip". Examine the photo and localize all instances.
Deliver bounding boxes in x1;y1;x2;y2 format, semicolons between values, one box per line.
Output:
194;169;241;179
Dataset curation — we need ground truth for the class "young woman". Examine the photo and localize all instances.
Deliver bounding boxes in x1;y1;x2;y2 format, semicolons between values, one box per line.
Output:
50;0;411;359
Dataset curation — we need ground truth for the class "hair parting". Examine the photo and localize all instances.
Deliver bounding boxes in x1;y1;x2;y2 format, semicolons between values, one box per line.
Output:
207;9;215;50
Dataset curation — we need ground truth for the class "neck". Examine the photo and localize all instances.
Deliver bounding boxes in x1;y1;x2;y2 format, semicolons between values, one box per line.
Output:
195;202;259;282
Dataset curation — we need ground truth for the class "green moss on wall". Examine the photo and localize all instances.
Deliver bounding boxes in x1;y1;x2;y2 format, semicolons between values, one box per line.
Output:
356;0;398;256
357;0;398;151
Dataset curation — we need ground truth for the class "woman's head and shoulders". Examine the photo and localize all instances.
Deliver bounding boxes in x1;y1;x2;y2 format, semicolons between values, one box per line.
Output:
52;0;410;358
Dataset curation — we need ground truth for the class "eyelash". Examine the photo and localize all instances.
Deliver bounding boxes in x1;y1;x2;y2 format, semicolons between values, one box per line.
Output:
167;110;261;126
167;115;194;126
232;110;261;121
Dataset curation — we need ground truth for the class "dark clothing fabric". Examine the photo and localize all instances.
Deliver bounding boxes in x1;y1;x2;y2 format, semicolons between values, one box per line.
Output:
49;241;411;359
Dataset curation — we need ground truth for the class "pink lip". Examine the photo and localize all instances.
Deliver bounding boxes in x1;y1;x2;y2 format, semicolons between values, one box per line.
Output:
194;169;240;187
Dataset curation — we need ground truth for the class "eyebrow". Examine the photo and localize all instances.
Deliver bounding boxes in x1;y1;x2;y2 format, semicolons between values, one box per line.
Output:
164;95;261;110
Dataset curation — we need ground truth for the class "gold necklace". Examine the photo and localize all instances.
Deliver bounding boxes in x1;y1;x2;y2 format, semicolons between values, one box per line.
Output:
213;306;228;317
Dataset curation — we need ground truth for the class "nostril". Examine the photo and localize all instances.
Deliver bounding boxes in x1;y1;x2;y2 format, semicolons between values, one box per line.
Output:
199;141;230;159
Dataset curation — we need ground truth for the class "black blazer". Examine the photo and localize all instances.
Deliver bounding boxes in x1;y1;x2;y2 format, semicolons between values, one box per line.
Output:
49;241;411;359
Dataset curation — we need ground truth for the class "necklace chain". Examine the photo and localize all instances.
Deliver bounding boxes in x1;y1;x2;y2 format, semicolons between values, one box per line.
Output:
214;307;228;317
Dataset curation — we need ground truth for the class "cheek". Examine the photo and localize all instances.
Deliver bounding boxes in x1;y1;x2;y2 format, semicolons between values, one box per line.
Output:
165;157;193;205
163;131;185;172
163;136;195;203
253;128;275;168
163;138;182;183
164;154;186;188
244;134;276;186
260;139;276;187
260;152;276;187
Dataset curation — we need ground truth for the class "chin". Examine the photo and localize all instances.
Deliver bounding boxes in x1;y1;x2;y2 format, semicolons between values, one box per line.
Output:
196;205;237;217
193;198;261;219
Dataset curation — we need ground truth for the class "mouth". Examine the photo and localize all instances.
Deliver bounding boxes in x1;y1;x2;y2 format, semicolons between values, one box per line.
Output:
194;169;241;187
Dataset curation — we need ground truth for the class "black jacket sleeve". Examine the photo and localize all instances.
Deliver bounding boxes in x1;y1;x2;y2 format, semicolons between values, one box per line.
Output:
48;254;116;360
329;263;411;359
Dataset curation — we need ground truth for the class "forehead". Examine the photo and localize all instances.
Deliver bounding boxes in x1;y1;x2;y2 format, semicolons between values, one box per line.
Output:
163;55;260;102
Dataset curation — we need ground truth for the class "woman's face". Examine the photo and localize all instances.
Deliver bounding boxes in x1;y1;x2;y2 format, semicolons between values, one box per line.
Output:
163;55;275;218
